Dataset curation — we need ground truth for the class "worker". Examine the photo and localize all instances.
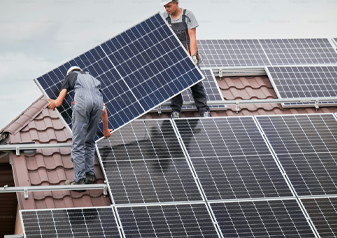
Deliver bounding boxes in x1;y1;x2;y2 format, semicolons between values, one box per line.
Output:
161;0;210;118
48;66;112;192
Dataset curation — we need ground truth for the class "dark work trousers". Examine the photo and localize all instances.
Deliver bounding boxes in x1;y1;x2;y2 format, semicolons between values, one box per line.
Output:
170;65;210;115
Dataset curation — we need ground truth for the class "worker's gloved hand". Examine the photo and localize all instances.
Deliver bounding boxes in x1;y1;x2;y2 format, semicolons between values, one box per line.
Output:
48;98;56;111
191;55;198;65
103;128;113;139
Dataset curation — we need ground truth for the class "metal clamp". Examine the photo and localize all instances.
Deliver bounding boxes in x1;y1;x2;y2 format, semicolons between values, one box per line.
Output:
236;102;240;114
24;188;28;200
16;146;20;156
103;181;108;197
157;105;162;115
315;100;319;111
218;69;223;79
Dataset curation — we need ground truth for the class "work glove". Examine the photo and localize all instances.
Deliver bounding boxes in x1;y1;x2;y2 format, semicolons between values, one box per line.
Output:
191;55;198;65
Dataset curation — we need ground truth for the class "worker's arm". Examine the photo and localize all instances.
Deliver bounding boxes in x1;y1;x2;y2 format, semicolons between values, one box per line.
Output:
48;89;67;110
188;27;197;56
101;103;112;139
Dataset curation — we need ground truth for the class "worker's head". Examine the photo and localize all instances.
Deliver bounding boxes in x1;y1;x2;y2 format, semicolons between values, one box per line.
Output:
67;66;82;76
161;0;179;16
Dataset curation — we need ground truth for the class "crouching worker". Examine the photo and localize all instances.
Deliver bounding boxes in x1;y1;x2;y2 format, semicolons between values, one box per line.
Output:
48;66;112;192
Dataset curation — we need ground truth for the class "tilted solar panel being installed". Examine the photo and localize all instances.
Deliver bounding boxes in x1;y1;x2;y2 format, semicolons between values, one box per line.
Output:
35;12;204;140
198;38;337;68
266;65;337;108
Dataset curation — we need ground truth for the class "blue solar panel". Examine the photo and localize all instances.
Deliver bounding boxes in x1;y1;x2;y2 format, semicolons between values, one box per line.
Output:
35;13;204;140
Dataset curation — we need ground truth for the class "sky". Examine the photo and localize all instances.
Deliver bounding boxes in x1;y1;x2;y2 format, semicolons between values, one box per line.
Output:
0;0;336;129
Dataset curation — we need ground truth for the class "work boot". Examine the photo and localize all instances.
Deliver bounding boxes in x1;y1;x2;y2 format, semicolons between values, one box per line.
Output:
85;173;96;184
171;111;180;119
65;178;86;193
202;111;211;117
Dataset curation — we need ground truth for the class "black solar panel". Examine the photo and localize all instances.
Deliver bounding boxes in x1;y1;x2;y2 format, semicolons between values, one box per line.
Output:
211;200;316;237
118;203;219;237
302;197;337;237
198;39;270;68
156;69;226;112
21;207;120;238
96;119;202;204
256;114;337;196
267;65;337;108
35;13;204;140
260;38;337;65
174;117;292;200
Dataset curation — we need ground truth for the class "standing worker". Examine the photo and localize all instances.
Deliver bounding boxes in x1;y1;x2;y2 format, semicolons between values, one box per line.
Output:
161;0;210;118
48;66;112;192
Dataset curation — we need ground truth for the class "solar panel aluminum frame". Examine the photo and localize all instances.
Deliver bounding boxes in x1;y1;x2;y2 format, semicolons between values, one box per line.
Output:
34;12;205;140
95;118;207;206
331;38;337;48
172;116;297;202
265;65;337;108
19;206;123;238
114;201;224;238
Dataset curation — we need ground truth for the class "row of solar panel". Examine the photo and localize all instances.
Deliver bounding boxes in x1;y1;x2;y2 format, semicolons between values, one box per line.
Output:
21;113;337;237
198;38;337;68
23;198;337;238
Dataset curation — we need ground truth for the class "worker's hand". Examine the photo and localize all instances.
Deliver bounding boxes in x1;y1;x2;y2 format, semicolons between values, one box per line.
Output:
48;98;56;111
103;128;113;139
191;55;198;65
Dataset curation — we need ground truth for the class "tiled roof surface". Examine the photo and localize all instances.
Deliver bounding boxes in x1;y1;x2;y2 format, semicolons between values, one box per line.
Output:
3;96;110;210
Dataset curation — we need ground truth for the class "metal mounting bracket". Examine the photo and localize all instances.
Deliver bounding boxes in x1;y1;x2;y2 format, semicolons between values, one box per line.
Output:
236;102;240;113
103;181;108;197
24;188;28;200
315;100;319;111
16;146;20;156
218;69;223;78
157;105;162;115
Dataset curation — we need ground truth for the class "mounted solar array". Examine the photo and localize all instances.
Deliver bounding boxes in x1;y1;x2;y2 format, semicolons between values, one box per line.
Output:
266;65;337;108
198;38;337;68
154;69;226;112
257;113;337;237
34;12;204;140
20;115;337;237
332;38;337;47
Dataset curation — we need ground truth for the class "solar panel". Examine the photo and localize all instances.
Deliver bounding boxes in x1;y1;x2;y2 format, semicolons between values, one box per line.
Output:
20;207;120;238
260;38;337;65
332;38;337;47
96;119;203;204
302;197;337;237
155;69;226;112
117;203;219;237
266;65;337;108
173;117;292;200
211;200;316;237
34;13;204;140
198;38;337;68
256;114;337;196
198;39;270;68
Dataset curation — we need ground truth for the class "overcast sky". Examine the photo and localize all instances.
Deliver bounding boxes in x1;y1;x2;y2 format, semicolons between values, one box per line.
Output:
0;0;336;129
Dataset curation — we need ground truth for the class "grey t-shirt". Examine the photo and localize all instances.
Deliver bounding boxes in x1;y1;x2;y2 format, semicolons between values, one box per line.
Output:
162;9;199;29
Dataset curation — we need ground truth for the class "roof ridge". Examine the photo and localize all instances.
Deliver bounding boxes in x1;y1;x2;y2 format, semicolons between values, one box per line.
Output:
0;95;48;136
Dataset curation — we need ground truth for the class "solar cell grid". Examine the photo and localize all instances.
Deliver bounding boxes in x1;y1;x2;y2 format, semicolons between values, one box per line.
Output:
173;117;292;200
211;200;316;237
302;197;337;237
198;39;270;68
267;65;337;108
21;207;120;238
260;38;337;65
35;13;204;140
96;119;202;204
256;114;337;196
118;203;219;237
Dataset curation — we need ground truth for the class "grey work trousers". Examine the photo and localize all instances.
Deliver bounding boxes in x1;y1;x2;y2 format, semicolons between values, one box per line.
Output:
71;74;103;182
